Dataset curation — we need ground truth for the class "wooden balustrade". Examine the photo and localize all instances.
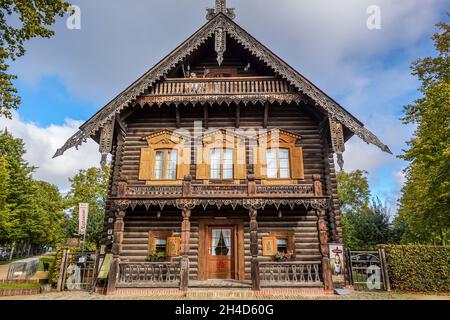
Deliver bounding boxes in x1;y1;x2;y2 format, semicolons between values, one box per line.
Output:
259;261;322;286
121;182;318;199
118;262;180;287
147;77;292;96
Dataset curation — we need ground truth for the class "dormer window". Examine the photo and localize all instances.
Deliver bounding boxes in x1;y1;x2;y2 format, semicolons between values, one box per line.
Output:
154;149;178;180
266;148;290;179
210;148;234;180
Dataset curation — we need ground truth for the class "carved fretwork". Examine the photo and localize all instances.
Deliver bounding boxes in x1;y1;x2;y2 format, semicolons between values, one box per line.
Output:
206;0;236;21
54;13;391;160
249;209;260;290
215;27;226;66
329;117;345;171
99;119;115;167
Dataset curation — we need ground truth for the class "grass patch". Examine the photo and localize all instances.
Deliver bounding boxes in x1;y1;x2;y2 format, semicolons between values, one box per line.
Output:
38;256;55;272
0;282;41;290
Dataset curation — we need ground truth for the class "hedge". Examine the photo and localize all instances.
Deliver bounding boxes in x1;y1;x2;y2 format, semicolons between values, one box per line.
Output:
48;246;79;286
381;245;450;292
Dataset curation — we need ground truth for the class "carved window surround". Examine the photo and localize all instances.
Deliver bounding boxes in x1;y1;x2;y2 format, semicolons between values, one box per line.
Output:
139;130;191;185
252;129;305;184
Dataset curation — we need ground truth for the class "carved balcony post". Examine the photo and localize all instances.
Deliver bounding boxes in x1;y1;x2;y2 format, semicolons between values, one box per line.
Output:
313;174;323;197
107;209;126;294
182;175;192;197
247;173;256;196
249;208;260;291
316;209;333;291
180;208;191;291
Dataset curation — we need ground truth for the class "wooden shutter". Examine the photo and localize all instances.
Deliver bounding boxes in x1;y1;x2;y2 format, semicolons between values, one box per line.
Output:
196;147;209;180
177;147;191;180
166;237;180;257
291;146;305;179
139;148;154;180
262;237;277;256
148;232;156;252
234;138;247;180
253;145;267;179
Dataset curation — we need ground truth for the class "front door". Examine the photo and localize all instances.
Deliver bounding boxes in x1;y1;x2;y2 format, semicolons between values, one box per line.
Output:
207;226;234;279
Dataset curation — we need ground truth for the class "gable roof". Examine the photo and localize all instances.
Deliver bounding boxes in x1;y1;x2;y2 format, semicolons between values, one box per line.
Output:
54;13;391;158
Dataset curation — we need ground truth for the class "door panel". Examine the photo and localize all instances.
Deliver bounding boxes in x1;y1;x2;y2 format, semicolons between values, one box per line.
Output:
207;226;234;279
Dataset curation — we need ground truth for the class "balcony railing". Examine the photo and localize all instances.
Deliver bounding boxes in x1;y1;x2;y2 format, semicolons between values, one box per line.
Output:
259;261;322;286
148;77;293;96
119;180;320;199
118;262;180;287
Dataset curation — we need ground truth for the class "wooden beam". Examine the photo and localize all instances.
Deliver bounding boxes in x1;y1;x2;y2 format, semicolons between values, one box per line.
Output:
249;209;260;291
235;104;241;128
180;209;191;291
175;106;181;129
204;105;209;129
263;102;269;128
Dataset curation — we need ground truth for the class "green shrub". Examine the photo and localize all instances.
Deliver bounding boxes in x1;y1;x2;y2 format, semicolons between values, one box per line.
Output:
381;245;450;292
48;246;79;286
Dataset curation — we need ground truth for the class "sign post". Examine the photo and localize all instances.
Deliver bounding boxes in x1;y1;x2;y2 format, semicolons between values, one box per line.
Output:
78;203;89;253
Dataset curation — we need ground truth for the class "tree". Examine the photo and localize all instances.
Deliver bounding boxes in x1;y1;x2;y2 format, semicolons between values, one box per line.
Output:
1;0;70;118
398;14;450;245
337;170;401;249
0;130;64;248
63;167;110;247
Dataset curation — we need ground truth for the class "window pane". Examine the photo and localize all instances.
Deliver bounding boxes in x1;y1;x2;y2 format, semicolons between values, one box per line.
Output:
222;149;233;179
155;239;167;253
154;151;164;179
279;149;290;178
277;238;288;253
166;150;178;179
266;149;277;178
210;149;221;179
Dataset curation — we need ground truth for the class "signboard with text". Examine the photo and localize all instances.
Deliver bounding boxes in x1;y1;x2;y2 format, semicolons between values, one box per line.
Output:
78;203;89;236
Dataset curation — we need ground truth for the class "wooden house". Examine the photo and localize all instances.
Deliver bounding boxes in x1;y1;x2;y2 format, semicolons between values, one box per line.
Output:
55;0;391;293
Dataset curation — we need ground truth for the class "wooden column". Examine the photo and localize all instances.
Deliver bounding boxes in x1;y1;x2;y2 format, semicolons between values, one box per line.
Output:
317;208;333;291
180;208;191;291
249;208;260;291
107;209;125;294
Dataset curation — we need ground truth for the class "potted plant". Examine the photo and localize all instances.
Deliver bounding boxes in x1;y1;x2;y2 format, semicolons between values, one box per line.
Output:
147;250;166;262
274;251;293;262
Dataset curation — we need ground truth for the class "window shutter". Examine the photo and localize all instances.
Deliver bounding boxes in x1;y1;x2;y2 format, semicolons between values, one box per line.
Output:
253;145;267;179
234;139;247;180
139;148;154;180
148;233;156;252
292;146;305;179
166;237;180;257
196;147;209;180
262;237;277;256
177;147;191;180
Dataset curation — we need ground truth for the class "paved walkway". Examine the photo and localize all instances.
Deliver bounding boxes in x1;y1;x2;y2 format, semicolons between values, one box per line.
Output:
1;291;449;300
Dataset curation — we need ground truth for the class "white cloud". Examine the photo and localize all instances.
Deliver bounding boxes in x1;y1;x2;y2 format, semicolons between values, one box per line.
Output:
0;113;99;192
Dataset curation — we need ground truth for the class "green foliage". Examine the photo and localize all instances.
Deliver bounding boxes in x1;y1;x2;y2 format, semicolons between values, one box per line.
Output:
38;256;55;272
336;170;370;214
337;170;403;249
0;282;41;289
382;245;450;292
63;167;110;246
48;246;78;285
0;0;70;118
398;14;450;245
0;130;64;246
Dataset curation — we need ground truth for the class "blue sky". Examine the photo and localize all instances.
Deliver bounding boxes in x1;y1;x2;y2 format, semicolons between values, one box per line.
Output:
1;0;448;214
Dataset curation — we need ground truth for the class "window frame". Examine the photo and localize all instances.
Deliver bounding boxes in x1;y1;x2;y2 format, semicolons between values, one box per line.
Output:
266;147;291;179
153;149;178;180
209;147;234;181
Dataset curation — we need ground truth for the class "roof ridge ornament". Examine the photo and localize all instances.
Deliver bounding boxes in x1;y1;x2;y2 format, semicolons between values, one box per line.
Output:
206;0;236;20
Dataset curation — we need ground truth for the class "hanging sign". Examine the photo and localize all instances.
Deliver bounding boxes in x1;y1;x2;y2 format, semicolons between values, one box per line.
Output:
78;203;89;236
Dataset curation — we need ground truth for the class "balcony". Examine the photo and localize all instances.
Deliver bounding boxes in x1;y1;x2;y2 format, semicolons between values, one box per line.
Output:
136;76;301;106
116;176;324;200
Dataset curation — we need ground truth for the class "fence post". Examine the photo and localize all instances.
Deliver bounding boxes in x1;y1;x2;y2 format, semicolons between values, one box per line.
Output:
379;248;391;292
56;249;68;292
345;248;353;286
